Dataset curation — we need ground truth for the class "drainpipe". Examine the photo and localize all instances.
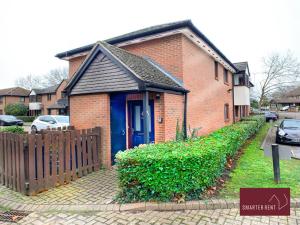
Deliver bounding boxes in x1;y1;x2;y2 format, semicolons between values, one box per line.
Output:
183;92;188;140
232;74;235;123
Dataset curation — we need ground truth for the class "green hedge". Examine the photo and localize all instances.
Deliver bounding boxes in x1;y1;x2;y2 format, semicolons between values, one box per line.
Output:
4;103;28;116
0;126;25;134
16;116;36;123
116;115;265;202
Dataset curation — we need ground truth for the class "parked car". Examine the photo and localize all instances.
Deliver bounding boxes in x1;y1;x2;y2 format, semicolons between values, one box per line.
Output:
251;108;264;114
31;115;70;132
264;111;278;122
270;111;279;119
0;115;23;126
280;106;289;111
276;119;300;145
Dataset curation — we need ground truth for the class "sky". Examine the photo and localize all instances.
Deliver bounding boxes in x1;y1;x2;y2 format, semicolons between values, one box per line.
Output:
0;0;299;89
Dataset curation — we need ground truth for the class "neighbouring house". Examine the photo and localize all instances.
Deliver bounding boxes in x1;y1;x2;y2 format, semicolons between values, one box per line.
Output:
56;20;248;167
29;80;68;116
0;87;30;115
271;87;300;111
233;62;254;120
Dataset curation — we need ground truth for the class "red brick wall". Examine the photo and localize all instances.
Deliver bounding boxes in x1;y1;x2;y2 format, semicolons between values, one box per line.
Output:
69;56;86;78
154;93;165;143
182;36;233;135
122;34;184;80
69;94;111;168
39;80;67;115
164;93;184;141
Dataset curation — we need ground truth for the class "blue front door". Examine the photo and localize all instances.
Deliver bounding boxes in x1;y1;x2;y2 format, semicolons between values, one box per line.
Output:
128;100;154;148
110;93;126;162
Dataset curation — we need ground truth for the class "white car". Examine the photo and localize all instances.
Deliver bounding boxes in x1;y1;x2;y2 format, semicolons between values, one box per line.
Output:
280;106;289;111
31;115;70;132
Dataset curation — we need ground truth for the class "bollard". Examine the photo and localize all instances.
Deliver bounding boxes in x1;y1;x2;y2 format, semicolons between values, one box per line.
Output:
271;144;280;184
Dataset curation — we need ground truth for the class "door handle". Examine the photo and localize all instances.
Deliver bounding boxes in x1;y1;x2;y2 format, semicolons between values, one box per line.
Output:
121;130;125;135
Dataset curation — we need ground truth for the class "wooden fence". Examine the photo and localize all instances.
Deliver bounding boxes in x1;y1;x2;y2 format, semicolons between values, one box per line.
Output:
0;127;101;195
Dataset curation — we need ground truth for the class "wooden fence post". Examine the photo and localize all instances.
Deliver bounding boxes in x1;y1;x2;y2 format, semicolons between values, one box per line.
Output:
76;130;82;178
81;129;87;176
0;133;3;184
19;135;26;194
70;130;77;181
65;131;71;183
28;134;36;195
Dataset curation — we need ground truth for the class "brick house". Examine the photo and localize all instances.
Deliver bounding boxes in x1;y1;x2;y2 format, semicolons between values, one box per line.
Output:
0;87;30;115
56;20;250;167
233;62;253;120
29;80;68;116
271;87;300;111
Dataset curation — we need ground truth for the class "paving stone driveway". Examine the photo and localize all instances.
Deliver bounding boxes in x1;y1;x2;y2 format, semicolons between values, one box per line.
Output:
16;208;300;224
0;169;118;206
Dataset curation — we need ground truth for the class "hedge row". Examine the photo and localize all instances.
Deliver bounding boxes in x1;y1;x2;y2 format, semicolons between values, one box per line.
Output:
0;126;25;134
116;115;265;202
16;116;36;123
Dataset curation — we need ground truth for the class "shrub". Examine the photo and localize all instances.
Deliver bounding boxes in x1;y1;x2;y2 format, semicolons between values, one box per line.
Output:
16;116;36;123
4;103;28;116
0;126;25;134
116;115;265;202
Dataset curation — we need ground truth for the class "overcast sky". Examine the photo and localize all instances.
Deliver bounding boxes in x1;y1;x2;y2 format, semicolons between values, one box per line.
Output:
0;0;299;89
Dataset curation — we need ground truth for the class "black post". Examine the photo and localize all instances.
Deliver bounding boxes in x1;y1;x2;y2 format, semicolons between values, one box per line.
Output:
143;91;150;144
271;144;280;184
183;93;187;140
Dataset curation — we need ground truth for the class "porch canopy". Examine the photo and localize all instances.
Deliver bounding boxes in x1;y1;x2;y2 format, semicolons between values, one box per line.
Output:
64;41;188;143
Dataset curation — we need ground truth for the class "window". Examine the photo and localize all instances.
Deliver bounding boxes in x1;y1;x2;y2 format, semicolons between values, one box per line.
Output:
47;94;52;101
235;106;239;118
19;97;25;102
224;104;229;121
134;105;141;131
214;61;218;80
0;97;3;105
241;106;246;118
223;68;228;84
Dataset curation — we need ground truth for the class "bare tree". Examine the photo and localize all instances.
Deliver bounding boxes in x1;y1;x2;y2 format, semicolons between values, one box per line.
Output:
15;74;44;90
258;51;300;108
15;67;68;90
43;67;68;86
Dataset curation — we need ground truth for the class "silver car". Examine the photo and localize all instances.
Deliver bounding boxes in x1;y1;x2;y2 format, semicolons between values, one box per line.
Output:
31;115;70;132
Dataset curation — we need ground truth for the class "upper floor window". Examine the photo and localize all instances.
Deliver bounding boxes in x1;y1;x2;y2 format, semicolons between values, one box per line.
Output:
223;68;228;84
234;74;249;86
224;103;229;121
0;97;3;105
235;106;239;118
214;61;218;80
47;94;52;101
19;97;25;102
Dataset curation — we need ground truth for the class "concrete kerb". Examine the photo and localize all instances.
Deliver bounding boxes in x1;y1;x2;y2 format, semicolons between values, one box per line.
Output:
0;196;299;213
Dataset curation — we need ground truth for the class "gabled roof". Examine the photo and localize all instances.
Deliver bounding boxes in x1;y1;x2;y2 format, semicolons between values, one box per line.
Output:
285;86;300;97
48;98;68;109
0;87;30;97
65;41;187;95
233;62;248;72
32;80;66;95
56;20;237;71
